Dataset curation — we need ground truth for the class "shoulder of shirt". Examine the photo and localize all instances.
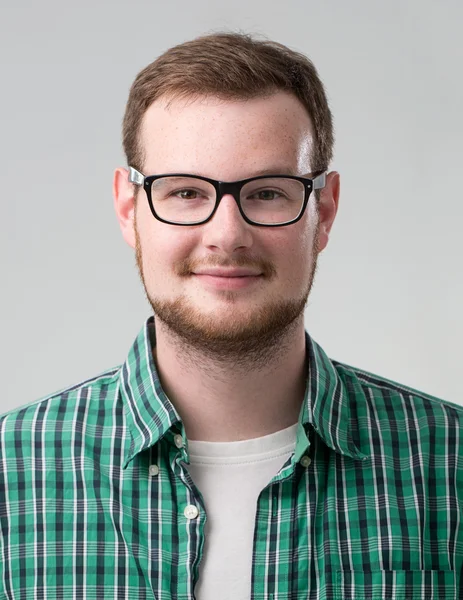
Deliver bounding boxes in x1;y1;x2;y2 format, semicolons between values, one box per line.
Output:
0;365;122;425
331;358;463;417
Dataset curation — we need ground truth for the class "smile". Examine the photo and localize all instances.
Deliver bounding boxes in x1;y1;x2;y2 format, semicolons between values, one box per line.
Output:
193;273;262;290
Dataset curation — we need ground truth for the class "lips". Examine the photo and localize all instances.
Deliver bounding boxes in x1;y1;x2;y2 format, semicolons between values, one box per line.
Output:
192;270;262;290
193;268;261;277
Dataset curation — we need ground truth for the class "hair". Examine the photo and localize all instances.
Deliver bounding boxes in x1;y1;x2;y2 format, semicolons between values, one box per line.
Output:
122;31;334;190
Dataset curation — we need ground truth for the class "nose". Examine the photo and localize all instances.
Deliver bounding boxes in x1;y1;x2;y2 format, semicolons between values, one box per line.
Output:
200;193;254;253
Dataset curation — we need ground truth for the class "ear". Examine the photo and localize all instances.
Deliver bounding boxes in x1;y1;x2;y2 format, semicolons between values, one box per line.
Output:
113;167;137;249
317;171;340;252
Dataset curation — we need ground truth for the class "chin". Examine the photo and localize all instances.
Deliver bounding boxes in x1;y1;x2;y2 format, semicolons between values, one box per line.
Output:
150;290;307;344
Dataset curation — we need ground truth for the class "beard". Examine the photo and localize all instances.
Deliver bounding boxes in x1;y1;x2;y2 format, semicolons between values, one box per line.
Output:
134;217;320;370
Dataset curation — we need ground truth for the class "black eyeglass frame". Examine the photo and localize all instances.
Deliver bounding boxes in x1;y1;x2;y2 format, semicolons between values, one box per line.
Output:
128;166;326;227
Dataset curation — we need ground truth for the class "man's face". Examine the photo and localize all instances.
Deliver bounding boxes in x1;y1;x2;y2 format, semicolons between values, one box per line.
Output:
118;92;337;362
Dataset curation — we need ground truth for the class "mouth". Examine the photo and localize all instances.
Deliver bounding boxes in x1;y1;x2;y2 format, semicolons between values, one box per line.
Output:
193;268;263;277
192;273;263;290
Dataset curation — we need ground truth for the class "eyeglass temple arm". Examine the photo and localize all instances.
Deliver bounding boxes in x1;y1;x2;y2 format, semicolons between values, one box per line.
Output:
312;172;326;190
128;167;144;186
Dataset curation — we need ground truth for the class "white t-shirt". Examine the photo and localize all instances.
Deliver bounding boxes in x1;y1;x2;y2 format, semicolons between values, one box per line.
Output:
187;422;298;600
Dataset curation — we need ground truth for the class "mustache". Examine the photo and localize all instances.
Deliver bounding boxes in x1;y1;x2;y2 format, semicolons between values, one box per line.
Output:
176;256;277;278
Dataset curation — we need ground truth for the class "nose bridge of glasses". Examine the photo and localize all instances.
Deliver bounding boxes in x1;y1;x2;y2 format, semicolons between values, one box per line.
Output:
216;180;243;206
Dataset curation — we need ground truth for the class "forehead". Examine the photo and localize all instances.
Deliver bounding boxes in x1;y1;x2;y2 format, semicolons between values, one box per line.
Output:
140;92;314;177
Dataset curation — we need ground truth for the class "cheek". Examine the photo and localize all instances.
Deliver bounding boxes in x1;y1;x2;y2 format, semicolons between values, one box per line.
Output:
276;218;313;259
141;225;197;273
274;224;315;284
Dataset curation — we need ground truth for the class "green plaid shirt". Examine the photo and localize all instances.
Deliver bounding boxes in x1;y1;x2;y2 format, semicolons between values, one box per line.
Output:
1;316;461;599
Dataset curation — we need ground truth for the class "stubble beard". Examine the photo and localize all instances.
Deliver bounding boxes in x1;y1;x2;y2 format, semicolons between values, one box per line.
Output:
134;220;320;370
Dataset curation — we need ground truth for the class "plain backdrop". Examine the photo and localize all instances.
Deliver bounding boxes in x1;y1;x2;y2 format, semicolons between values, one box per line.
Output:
1;0;462;412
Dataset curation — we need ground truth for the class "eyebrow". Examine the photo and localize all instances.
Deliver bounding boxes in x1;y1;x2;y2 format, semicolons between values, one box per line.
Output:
246;166;299;177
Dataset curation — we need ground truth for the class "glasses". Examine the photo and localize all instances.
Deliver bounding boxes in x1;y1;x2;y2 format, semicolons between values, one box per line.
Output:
128;167;326;227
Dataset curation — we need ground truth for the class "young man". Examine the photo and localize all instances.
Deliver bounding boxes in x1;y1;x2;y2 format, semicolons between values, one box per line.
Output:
1;33;461;599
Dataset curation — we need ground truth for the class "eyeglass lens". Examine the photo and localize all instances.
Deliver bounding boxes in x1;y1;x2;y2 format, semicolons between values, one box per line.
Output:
150;176;306;225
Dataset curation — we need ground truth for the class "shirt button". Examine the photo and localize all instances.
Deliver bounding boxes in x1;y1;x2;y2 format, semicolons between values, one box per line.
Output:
149;464;159;477
174;434;184;449
184;505;199;520
300;455;312;468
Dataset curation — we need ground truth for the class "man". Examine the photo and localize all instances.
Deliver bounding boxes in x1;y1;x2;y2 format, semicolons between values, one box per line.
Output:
0;32;461;600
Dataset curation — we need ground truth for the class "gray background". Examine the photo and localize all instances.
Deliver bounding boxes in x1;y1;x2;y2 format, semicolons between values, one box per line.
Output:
1;0;462;411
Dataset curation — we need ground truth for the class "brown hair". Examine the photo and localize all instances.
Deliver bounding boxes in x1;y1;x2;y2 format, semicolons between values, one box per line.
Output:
122;32;334;179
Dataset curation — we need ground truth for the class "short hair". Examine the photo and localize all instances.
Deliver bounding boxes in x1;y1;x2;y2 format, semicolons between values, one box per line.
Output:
122;31;334;180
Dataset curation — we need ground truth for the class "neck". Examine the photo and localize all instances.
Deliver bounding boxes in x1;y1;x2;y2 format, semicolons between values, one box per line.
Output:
152;315;308;442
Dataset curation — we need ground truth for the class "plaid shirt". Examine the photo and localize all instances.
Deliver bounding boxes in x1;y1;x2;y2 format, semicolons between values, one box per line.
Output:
0;316;461;599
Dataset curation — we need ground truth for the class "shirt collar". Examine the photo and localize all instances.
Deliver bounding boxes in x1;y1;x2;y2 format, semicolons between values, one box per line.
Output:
120;317;181;469
120;317;369;469
299;332;369;461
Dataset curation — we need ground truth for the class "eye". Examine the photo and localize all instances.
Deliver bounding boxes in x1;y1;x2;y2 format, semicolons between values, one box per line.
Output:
175;189;200;200
248;189;284;201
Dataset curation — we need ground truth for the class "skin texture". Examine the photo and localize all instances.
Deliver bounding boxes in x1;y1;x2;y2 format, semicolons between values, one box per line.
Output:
113;91;340;441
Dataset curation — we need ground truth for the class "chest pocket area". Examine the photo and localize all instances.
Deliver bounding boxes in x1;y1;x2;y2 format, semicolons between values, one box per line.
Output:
335;569;456;599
